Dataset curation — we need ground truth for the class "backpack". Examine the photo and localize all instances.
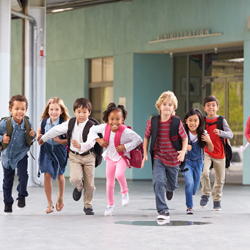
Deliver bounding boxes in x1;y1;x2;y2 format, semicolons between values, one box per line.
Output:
67;117;103;167
0;116;34;154
204;116;232;168
150;115;188;172
41;117;67;140
103;124;143;168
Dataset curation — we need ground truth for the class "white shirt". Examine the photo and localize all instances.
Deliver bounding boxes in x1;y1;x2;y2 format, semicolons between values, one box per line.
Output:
189;131;198;143
81;123;143;161
41;118;95;154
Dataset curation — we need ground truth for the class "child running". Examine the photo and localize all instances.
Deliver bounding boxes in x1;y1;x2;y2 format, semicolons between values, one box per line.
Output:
81;103;142;216
183;109;214;215
37;97;70;213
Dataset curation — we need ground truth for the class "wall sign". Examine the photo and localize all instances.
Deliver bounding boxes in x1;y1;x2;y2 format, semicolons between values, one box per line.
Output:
149;29;222;44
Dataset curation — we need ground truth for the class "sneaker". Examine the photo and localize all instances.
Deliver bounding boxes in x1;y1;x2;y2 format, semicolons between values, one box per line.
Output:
213;200;221;211
166;191;174;201
4;205;13;215
16;198;26;210
122;192;129;206
84;206;94;215
186;208;194;215
157;211;170;221
200;195;209;208
72;188;82;201
104;205;114;216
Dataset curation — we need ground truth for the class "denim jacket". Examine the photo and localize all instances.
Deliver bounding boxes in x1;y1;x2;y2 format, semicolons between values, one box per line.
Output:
0;117;36;170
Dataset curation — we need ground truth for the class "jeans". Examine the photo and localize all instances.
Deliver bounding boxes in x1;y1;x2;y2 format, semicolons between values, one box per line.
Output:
153;159;179;214
3;155;29;205
183;158;203;208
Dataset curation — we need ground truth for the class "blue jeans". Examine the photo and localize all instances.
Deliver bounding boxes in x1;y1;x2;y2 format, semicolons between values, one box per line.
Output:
3;155;29;205
183;158;203;208
153;159;179;214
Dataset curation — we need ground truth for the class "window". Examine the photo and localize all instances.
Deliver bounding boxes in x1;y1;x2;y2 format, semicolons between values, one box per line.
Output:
88;57;114;123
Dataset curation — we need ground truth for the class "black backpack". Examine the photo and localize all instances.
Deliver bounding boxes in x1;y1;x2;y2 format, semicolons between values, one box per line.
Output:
150;115;188;172
67;117;103;167
204;116;232;168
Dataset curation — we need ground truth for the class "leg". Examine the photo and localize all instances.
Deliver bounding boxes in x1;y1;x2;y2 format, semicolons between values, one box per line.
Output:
115;158;128;194
16;155;29;199
56;174;65;211
105;158;116;206
165;165;179;192
44;173;53;204
69;152;84;191
200;153;212;196
152;159;169;214
192;159;203;196
183;161;194;209
82;153;96;209
212;157;225;201
2;166;15;206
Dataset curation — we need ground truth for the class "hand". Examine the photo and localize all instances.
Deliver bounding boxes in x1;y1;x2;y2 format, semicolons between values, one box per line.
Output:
38;138;44;145
71;139;81;149
187;145;192;151
53;136;61;144
177;150;185;162
2;134;10;144
201;132;211;143
141;155;148;169
213;129;220;136
28;128;35;137
116;144;126;152
96;138;109;148
37;134;43;141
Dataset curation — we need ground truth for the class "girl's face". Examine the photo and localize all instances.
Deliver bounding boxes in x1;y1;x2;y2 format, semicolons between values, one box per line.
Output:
48;103;63;123
160;99;174;117
108;110;124;132
185;114;200;134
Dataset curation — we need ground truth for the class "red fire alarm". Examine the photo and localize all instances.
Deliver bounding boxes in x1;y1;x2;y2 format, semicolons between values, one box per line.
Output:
39;44;45;58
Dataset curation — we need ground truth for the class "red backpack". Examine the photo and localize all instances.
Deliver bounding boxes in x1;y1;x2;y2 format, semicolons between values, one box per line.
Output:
103;124;143;168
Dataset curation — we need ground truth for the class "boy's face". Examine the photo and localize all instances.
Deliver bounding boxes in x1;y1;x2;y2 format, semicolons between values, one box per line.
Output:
203;101;219;117
74;106;90;123
160;99;174;117
9;101;27;125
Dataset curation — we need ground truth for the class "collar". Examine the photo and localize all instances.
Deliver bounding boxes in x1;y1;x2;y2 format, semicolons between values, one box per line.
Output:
11;117;25;128
46;117;60;126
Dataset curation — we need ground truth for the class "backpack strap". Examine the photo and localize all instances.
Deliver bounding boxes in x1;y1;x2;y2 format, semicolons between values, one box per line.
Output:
41;118;47;135
150;115;160;153
82;120;95;142
67;117;76;148
170;116;182;151
23;116;33;147
114;124;127;150
104;124;111;144
2;117;13;150
216;116;224;130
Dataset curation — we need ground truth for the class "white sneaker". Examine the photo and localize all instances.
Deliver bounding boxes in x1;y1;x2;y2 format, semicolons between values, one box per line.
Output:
104;205;114;216
122;192;129;206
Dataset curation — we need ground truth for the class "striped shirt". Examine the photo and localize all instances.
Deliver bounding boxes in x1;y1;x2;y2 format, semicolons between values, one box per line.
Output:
145;116;187;167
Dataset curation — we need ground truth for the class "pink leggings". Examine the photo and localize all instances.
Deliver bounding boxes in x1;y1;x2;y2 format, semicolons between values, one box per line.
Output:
106;157;129;206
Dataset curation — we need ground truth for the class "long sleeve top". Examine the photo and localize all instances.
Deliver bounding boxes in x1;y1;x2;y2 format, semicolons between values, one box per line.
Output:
0;117;36;170
244;116;250;141
81;123;143;162
41;118;95;154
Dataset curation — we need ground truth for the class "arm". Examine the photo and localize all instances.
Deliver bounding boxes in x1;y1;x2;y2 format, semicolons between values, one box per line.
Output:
201;133;214;152
41;121;68;143
0;119;10;144
37;126;42;141
177;137;188;162
218;119;233;139
53;137;68;145
141;138;149;169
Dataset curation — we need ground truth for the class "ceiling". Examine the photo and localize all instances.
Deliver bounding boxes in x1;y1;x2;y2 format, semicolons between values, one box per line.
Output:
11;0;131;14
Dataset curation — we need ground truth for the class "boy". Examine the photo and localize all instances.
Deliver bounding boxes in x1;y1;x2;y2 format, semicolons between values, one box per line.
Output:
0;95;35;214
141;91;188;222
200;95;233;211
38;98;97;215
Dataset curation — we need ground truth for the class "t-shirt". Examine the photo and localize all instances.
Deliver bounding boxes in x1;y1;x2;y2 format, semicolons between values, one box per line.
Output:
145;116;187;167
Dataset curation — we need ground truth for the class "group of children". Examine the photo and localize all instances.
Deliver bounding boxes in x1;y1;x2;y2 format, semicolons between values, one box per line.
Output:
0;91;234;222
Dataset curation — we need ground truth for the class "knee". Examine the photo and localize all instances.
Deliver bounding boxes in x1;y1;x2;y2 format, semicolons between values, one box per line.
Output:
153;177;165;188
57;174;65;181
201;171;209;179
185;181;193;191
44;173;52;180
69;177;81;186
115;172;125;182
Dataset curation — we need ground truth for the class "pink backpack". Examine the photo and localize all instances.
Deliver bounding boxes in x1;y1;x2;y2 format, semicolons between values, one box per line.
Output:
104;124;143;168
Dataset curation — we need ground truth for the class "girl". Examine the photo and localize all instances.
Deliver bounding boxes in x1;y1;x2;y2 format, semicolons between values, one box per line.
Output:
37;97;70;214
83;103;142;216
183;108;214;215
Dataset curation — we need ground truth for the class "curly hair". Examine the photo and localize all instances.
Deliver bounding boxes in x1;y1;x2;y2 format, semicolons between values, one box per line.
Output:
40;97;70;121
9;95;28;110
102;102;127;123
155;91;178;115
